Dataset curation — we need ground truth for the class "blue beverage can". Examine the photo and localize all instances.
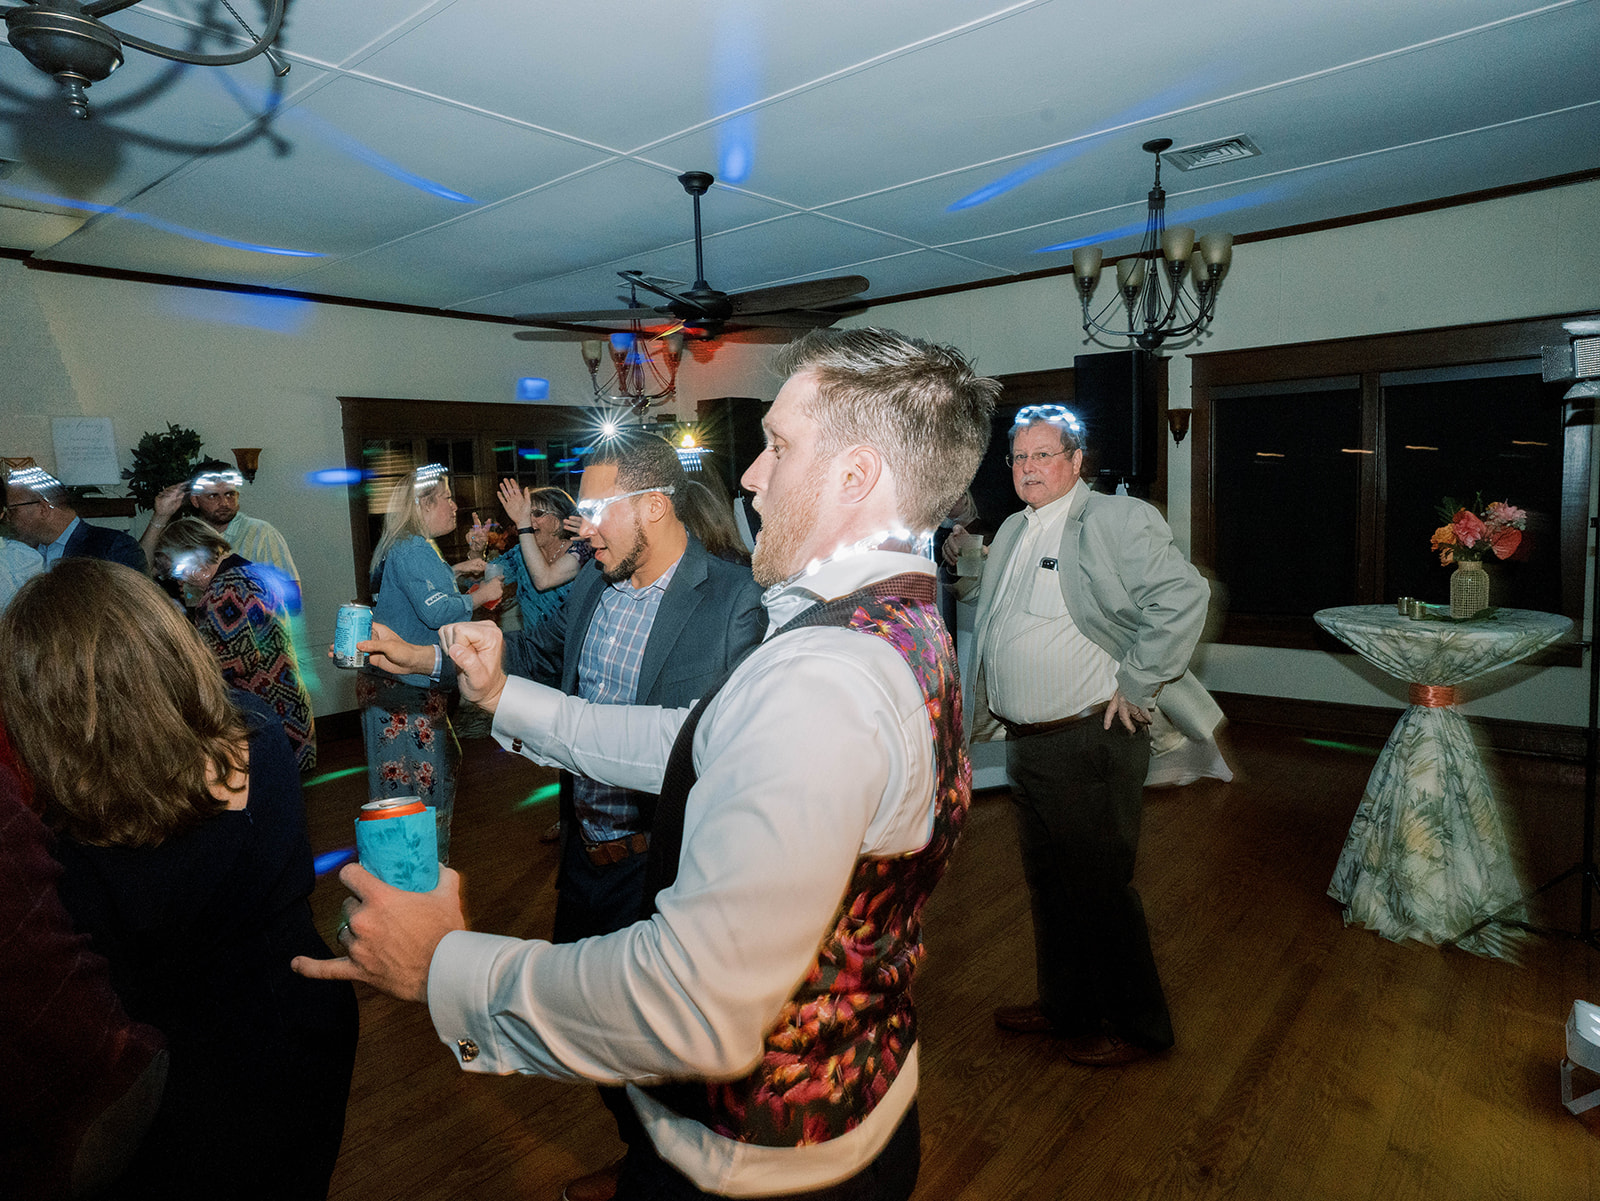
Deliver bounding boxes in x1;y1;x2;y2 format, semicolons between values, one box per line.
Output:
333;602;373;668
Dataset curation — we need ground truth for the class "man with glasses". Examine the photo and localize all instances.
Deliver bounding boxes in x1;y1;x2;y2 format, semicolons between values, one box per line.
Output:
358;429;765;1201
2;465;146;572
300;327;998;1201
960;404;1218;1066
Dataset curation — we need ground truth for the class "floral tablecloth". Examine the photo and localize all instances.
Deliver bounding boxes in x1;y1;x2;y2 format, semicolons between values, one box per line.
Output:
1313;605;1573;959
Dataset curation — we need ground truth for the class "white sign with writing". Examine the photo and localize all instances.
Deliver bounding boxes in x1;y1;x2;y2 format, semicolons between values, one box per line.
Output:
50;417;121;486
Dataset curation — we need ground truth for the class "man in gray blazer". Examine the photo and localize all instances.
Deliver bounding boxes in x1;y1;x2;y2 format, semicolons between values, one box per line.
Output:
958;404;1216;1067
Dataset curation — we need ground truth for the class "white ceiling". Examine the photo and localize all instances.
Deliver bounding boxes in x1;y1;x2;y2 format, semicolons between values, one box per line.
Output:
1;0;1596;325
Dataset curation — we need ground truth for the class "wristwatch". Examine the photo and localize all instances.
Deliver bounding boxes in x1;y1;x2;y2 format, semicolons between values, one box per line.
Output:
517;525;536;536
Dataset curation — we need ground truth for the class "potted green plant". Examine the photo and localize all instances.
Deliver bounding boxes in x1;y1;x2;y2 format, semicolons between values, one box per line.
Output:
123;423;205;511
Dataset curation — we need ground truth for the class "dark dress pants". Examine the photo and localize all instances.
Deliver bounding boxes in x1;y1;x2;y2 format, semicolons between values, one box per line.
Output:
1005;718;1174;1050
554;832;652;1150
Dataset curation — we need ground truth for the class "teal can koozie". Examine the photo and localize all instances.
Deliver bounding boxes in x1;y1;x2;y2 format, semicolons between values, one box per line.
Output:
355;797;440;891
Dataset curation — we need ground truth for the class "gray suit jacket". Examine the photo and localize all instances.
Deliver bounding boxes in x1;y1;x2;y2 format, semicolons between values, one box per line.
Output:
964;487;1221;743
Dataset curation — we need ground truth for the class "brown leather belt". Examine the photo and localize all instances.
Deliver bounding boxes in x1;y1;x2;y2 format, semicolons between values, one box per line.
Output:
583;831;650;867
994;701;1111;739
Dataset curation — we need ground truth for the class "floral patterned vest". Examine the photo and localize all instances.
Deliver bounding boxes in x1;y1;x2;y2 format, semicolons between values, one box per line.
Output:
641;572;970;1147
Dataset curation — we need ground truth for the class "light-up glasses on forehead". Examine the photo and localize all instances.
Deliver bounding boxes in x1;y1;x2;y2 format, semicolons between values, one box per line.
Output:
1012;404;1082;431
576;486;674;525
191;470;245;492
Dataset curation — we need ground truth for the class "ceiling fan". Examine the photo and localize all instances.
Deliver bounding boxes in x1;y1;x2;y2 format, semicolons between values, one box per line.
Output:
513;170;869;342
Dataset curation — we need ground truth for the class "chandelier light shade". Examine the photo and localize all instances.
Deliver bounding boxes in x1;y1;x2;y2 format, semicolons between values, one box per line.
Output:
1072;138;1234;351
3;0;289;119
579;327;686;415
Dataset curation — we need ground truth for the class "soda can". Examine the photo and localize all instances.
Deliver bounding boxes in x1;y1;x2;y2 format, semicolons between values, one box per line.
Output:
333;602;373;668
355;797;439;892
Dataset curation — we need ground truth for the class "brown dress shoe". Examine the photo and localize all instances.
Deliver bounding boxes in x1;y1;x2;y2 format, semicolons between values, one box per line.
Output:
561;1158;622;1201
1060;1032;1157;1067
993;1002;1059;1034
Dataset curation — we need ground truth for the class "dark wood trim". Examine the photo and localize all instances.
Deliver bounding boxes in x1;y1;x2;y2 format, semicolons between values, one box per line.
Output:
1213;690;1586;759
1188;311;1594;385
18;258;532;326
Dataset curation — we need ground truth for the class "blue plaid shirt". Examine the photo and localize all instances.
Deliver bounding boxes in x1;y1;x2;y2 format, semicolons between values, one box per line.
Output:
572;556;681;841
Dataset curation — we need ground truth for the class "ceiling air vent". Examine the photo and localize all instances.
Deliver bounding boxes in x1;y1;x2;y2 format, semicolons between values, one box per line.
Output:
1163;135;1261;172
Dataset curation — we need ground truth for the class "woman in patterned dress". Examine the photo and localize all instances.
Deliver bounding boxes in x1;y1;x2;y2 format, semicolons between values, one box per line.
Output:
155;517;316;772
362;464;502;862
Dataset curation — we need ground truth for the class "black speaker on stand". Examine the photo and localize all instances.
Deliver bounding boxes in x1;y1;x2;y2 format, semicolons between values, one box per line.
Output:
1072;349;1160;496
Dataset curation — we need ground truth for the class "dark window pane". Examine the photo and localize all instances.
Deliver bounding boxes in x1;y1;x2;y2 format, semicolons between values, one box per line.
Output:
1382;373;1566;612
1213;388;1363;616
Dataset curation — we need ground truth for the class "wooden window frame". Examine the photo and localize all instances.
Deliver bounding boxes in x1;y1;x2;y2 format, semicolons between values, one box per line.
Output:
338;397;596;603
1188;313;1594;654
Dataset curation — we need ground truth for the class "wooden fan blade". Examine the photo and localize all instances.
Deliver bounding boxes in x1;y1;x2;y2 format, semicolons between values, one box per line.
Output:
512;308;668;324
513;329;595;341
726;309;855;329
727;275;870;315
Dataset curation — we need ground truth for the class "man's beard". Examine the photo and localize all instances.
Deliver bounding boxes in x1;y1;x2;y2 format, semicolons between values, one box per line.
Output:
751;468;825;588
600;522;649;584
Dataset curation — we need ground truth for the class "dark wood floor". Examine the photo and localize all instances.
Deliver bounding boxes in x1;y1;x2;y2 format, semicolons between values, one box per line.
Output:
303;721;1600;1200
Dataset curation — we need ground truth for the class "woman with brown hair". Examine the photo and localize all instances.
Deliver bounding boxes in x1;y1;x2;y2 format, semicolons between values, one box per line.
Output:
155;515;317;772
0;559;357;1200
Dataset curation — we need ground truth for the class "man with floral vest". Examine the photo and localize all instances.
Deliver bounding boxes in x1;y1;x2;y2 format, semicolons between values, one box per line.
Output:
297;327;999;1200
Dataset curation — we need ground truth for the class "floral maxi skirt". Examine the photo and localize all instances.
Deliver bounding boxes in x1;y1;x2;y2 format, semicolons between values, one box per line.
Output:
358;673;459;864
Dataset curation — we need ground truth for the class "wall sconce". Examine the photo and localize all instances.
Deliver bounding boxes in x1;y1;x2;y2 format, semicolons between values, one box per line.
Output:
1167;409;1193;444
232;447;262;483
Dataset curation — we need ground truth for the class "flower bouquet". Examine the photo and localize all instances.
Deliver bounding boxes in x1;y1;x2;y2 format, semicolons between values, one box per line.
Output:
1430;496;1525;618
1429;496;1526;564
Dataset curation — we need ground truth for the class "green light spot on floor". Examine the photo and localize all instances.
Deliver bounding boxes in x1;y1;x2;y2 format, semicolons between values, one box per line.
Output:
517;783;561;810
1302;738;1380;757
303;765;368;788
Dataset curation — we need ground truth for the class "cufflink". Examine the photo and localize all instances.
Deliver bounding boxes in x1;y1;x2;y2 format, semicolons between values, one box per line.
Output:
510;738;523;754
457;1038;479;1062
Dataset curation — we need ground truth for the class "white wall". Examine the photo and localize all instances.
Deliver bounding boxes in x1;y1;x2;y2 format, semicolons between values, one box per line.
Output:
0;259;788;715
855;179;1600;727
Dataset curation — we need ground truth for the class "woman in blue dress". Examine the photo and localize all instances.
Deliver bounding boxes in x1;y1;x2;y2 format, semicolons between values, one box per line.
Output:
361;464;501;863
495;479;591;631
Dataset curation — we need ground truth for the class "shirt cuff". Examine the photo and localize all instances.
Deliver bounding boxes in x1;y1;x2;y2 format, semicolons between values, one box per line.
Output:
431;643;444;683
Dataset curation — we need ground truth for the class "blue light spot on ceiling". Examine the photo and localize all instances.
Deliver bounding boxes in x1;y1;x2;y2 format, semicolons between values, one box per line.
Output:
214;75;476;204
948;76;1225;212
711;5;761;182
1033;181;1296;255
0;182;323;258
307;467;367;486
517;377;550;401
610;331;635;351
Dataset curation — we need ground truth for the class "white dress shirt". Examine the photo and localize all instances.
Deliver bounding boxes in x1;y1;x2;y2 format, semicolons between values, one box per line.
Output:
983;482;1118;724
428;550;940;1195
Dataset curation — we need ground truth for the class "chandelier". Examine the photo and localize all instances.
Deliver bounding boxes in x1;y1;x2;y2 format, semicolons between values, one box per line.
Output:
3;0;289;119
1070;138;1234;351
579;285;687;415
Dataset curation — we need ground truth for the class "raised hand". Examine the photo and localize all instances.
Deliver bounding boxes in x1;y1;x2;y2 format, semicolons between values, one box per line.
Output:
497;478;533;529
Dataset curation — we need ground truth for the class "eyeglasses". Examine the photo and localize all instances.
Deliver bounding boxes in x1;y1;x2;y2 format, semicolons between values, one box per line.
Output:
1006;450;1073;467
575;486;674;525
1012;404;1083;431
4;499;44;511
